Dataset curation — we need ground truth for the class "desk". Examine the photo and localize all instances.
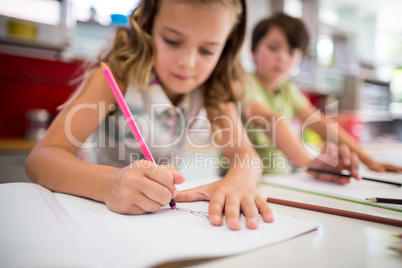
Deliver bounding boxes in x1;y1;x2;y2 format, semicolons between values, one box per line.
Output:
191;145;402;268
190;181;402;268
1;144;401;267
0;138;36;152
0;139;35;183
188;144;402;268
0;177;402;268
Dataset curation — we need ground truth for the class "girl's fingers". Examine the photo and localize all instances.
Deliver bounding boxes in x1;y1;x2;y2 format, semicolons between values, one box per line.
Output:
129;205;148;214
241;198;259;229
174;185;209;202
107;191;159;214
256;197;275;223
121;162;181;207
160;165;186;184
141;179;174;206
137;161;182;195
208;190;226;227
223;195;241;230
134;193;163;213
160;164;178;171
170;170;186;185
115;204;148;215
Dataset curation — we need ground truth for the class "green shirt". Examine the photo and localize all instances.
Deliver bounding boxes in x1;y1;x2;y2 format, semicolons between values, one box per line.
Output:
243;74;309;174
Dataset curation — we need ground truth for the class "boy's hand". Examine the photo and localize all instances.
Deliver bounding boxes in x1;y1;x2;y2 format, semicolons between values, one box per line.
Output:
104;161;185;214
366;160;402;173
307;143;361;184
175;171;274;230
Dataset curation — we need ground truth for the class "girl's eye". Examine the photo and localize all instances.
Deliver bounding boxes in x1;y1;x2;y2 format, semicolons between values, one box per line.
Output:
200;49;214;56
164;38;179;46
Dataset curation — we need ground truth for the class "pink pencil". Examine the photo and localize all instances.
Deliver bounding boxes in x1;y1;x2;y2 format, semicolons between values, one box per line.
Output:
100;62;176;209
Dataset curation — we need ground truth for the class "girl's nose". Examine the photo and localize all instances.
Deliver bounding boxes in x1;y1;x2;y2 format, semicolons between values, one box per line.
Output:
177;49;196;68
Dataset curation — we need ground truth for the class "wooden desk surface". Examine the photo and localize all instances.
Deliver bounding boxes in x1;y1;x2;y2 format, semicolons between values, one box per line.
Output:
0;138;37;152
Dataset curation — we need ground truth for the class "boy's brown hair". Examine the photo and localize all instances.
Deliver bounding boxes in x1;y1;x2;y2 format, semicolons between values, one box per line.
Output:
251;12;309;54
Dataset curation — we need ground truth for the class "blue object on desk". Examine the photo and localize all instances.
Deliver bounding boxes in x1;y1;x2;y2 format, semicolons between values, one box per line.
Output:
110;14;128;25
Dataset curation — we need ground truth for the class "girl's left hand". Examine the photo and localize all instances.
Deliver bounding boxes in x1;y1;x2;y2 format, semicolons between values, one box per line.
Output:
174;171;274;230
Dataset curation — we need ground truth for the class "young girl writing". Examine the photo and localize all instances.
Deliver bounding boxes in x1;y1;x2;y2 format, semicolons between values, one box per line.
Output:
26;1;358;231
243;12;402;178
26;0;274;231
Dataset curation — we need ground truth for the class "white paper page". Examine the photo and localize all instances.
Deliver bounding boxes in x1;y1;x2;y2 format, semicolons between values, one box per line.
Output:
55;177;319;268
262;172;402;210
0;183;102;268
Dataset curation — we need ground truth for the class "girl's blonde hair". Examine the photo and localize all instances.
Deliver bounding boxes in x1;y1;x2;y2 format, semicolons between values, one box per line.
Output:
69;0;247;127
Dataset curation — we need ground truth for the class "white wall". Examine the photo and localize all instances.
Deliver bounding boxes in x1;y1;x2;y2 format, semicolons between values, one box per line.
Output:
242;0;272;72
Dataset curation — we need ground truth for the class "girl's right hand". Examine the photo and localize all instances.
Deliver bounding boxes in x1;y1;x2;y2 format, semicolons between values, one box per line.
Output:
103;160;185;214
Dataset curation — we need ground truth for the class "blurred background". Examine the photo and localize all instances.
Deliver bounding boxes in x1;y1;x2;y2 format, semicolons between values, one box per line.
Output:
0;0;401;181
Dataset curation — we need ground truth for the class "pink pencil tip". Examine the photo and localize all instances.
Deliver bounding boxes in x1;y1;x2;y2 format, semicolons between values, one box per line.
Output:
100;62;109;71
171;205;177;210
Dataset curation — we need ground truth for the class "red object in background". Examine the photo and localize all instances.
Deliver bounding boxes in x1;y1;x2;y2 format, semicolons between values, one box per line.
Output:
0;53;84;138
301;91;328;111
301;90;364;142
336;111;364;142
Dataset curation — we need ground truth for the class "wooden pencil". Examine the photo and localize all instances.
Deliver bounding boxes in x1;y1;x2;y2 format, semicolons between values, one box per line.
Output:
266;197;402;227
392;234;402;239
366;197;402;205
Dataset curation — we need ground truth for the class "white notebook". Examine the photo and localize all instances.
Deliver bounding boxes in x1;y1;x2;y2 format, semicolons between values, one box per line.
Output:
0;181;318;268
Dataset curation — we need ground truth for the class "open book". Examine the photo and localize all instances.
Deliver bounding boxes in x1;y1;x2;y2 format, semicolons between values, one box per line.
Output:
0;180;318;268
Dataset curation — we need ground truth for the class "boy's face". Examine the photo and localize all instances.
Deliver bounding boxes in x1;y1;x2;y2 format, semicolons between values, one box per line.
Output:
252;26;302;82
152;0;235;103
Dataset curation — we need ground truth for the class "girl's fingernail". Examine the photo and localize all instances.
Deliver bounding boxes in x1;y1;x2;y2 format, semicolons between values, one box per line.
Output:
208;216;220;226
172;191;177;198
267;213;275;222
249;218;258;225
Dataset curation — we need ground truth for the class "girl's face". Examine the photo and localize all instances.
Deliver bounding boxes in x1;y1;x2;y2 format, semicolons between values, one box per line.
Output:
152;0;236;103
252;26;302;83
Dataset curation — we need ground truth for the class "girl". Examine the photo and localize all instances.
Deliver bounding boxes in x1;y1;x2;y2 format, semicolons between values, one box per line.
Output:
243;12;402;177
26;0;273;231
